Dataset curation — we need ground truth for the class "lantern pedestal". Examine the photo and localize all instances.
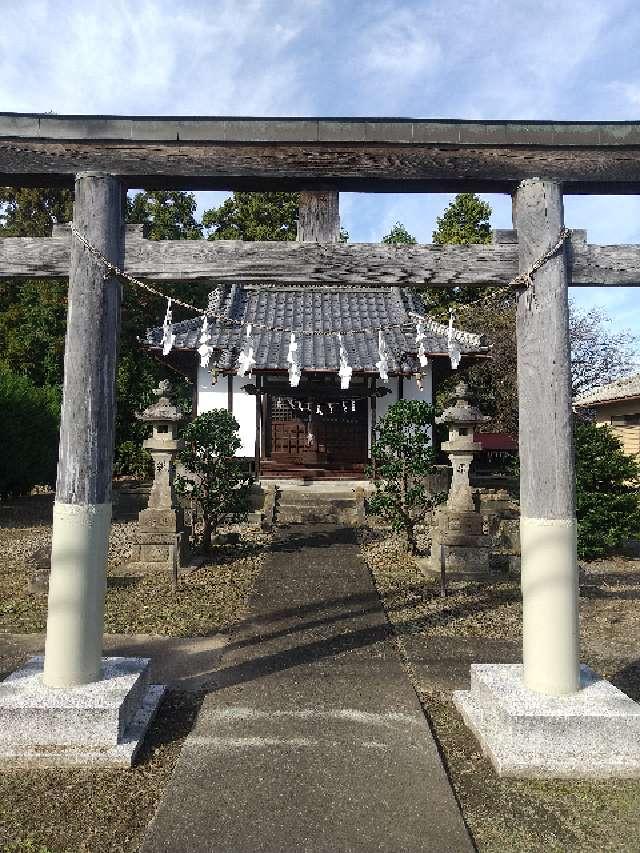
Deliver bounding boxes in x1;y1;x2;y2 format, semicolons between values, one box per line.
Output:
427;383;493;580
128;382;189;576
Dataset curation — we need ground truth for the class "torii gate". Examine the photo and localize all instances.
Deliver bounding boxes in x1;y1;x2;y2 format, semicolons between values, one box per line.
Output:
2;115;640;774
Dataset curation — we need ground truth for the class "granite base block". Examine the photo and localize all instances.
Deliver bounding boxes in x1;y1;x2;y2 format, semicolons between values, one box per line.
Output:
453;664;640;778
0;656;166;768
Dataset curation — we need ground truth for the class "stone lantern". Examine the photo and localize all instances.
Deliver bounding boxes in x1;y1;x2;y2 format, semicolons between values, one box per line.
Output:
128;380;188;575
429;382;492;579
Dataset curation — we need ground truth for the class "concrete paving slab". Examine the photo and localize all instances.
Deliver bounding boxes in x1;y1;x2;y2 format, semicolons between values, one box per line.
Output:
141;525;473;853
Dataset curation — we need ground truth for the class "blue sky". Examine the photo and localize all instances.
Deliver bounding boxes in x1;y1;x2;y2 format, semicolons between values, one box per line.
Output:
1;0;639;336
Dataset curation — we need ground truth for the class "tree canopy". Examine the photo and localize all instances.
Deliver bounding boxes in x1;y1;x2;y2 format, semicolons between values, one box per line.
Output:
203;191;299;241
432;193;492;245
381;222;417;245
127;191;203;240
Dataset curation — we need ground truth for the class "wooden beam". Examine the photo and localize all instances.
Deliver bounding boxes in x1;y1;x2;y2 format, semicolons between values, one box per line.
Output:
3;115;640;192
297;191;340;242
2;226;640;287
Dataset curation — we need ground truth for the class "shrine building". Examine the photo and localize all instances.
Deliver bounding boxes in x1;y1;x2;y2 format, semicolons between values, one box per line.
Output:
145;283;487;479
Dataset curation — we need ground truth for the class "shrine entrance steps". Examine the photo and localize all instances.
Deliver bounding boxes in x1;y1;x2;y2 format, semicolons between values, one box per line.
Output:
140;525;473;853
251;480;374;526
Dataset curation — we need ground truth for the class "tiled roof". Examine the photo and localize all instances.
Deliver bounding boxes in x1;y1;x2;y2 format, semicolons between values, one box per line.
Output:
145;285;487;373
575;372;640;407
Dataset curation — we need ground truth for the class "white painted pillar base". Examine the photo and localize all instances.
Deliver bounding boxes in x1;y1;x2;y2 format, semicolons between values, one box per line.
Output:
521;516;579;695
43;502;112;687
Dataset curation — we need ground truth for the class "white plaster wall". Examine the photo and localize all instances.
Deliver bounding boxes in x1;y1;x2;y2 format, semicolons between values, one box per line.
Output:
196;365;433;459
196;368;256;457
369;364;433;452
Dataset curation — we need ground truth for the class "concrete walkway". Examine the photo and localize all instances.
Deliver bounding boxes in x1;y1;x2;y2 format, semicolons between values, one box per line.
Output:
141;526;473;853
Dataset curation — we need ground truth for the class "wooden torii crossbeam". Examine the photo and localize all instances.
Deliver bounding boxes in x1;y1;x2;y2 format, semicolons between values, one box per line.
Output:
1;114;638;722
2;224;640;287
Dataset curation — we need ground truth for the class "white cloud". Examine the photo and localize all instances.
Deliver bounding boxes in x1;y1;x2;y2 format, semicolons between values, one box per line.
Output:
0;0;321;115
358;7;442;78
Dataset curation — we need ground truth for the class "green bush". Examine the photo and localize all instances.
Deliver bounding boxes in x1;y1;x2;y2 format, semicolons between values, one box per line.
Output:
0;366;60;497
113;440;152;480
575;420;640;559
175;409;252;549
367;400;440;554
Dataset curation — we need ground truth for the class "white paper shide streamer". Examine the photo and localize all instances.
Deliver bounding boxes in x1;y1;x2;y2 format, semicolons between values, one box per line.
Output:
416;319;429;368
337;334;352;390
237;324;256;377
287;332;301;387
447;309;462;370
197;315;213;368
161;298;176;356
375;331;389;381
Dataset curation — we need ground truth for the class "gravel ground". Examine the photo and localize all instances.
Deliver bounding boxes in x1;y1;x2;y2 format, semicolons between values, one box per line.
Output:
0;689;204;853
0;509;268;637
0;496;269;853
360;527;640;853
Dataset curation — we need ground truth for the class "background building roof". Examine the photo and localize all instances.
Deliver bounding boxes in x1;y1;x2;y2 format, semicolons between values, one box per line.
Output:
145;285;487;374
575;372;640;407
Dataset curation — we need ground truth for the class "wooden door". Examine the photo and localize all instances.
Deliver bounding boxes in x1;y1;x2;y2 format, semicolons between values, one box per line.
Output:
268;396;368;469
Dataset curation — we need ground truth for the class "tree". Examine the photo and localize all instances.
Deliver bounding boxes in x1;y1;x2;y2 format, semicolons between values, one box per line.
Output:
432;193;492;246
175;410;252;549
127;191;203;240
0;365;60;496
367;400;440;554
0;187;72;236
457;293;519;435
570;302;638;396
575;419;640;558
382;222;417;245
203;191;299;241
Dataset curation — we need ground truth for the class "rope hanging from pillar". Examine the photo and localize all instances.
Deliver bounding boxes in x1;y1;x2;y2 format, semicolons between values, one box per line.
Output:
70;225;571;340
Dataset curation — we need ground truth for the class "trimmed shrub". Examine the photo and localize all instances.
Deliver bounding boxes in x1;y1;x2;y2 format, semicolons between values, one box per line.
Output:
0;366;60;496
575;419;640;559
367;400;440;554
175;409;252;549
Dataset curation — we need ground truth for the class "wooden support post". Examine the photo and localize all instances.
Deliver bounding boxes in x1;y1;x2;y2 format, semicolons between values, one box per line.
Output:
515;178;579;696
227;373;233;413
43;172;125;688
297;191;340;242
255;375;262;479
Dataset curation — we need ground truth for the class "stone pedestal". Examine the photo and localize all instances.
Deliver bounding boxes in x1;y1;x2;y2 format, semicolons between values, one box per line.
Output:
129;510;188;574
429;506;491;579
0;656;165;767
453;664;640;778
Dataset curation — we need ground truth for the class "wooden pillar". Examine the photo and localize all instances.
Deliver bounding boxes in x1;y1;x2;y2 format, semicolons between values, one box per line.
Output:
255;375;262;478
227;373;233;413
297;191;340;242
370;376;377;455
514;178;579;696
43;172;125;688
